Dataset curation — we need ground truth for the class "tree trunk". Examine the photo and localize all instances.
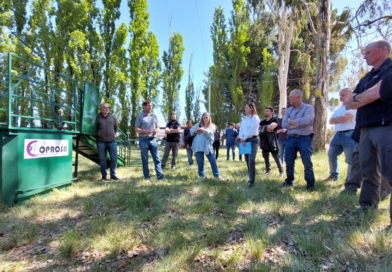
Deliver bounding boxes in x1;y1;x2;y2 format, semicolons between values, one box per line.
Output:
313;0;331;152
279;17;294;117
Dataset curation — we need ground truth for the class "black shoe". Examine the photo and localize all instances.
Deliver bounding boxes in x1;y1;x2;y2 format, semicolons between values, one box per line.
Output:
264;170;271;175
158;177;165;181
111;176;120;181
281;182;293;187
324;176;337;181
356;206;371;215
341;188;357;195
100;176;107;182
249;182;254;188
306;186;315;192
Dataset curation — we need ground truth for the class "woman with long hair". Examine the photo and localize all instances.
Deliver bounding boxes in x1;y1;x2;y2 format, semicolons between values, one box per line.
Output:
190;112;224;180
239;103;260;188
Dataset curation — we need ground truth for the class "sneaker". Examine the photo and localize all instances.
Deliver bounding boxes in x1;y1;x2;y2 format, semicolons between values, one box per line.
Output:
324;176;337;181
158;177;165;181
200;176;206;180
111;176;121;181
279;172;284;178
264;170;271;175
171;166;176;170
100;176;107;182
216;176;225;181
306;186;315;192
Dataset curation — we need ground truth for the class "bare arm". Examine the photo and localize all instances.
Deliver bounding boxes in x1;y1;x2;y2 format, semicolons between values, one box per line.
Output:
165;127;171;134
345;81;381;110
329;112;354;124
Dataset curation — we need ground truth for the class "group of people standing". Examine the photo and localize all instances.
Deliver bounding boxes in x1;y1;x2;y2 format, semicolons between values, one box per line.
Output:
95;39;392;228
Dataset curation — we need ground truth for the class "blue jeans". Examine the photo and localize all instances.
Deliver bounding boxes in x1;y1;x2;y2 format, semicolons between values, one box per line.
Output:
195;152;220;178
328;131;356;181
277;139;286;163
236;140;243;161
97;140;117;177
227;142;236;160
284;135;315;188
186;147;194;165
139;137;164;179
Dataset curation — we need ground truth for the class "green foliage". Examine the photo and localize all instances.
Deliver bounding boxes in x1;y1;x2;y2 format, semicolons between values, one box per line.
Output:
259;48;274;113
228;0;250;122
185;54;195;122
161;32;185;121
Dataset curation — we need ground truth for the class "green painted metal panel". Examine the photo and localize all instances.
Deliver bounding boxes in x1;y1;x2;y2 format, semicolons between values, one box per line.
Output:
81;81;99;135
0;130;74;206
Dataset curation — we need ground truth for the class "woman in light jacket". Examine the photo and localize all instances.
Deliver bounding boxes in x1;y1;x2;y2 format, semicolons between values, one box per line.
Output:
191;112;224;180
239;102;260;188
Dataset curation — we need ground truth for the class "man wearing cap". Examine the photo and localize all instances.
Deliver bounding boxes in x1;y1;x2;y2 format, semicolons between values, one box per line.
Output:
135;100;164;180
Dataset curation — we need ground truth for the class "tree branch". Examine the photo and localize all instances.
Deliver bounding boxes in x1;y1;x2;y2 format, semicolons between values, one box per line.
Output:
300;0;318;38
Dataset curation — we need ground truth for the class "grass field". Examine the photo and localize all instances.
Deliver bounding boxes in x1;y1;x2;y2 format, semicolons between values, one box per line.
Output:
1;148;392;271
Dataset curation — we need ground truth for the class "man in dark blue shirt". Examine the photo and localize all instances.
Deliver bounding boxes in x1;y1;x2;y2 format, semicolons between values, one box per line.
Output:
345;39;392;228
225;123;238;160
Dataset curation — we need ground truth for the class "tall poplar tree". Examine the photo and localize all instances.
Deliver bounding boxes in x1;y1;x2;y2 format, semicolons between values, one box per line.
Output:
161;32;185;121
128;0;149;137
228;0;250;122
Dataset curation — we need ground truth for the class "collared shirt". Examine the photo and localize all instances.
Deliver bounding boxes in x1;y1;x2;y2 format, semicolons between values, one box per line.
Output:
282;102;315;136
239;114;260;141
331;105;356;131
135;111;159;138
190;123;215;154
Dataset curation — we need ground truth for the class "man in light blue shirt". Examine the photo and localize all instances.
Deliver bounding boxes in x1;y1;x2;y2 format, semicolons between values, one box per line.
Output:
282;89;316;191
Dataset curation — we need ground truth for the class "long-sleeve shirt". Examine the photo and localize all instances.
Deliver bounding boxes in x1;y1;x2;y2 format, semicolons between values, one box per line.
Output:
225;128;238;143
277;118;288;140
239;114;260;141
190;123;215;154
282;103;315;136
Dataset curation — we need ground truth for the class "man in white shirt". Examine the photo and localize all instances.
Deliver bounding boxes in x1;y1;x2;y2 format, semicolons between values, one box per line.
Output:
325;88;357;182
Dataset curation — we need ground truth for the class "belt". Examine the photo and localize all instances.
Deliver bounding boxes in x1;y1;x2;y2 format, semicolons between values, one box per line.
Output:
337;130;353;134
140;136;155;140
246;135;258;141
289;134;310;138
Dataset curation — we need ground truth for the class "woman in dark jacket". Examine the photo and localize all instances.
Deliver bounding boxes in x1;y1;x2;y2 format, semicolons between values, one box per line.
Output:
213;126;220;159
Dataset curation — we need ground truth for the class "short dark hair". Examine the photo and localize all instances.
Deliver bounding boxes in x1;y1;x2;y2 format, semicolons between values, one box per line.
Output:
143;100;152;106
282;107;286;110
266;107;274;113
187;120;192;124
231;123;235;125
171;113;177;116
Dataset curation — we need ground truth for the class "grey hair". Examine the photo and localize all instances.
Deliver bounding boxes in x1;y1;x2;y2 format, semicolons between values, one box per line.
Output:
372;39;391;52
292;89;303;98
236;123;241;128
99;102;109;108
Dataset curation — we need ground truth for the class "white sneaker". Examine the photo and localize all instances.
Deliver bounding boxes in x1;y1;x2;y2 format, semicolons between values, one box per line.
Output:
200;176;206;180
217;176;225;181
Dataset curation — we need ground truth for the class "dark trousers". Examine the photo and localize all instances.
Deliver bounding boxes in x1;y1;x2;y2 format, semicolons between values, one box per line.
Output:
262;150;283;173
244;137;259;183
345;144;391;197
359;125;392;215
213;141;220;159
284;135;315;189
161;142;179;168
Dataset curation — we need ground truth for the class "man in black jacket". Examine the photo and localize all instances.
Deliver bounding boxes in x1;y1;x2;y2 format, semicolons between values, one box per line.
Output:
161;113;181;170
96;103;120;182
259;107;284;177
345;39;392;227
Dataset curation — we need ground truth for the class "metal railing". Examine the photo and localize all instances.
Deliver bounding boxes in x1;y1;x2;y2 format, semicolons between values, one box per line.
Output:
0;53;79;133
